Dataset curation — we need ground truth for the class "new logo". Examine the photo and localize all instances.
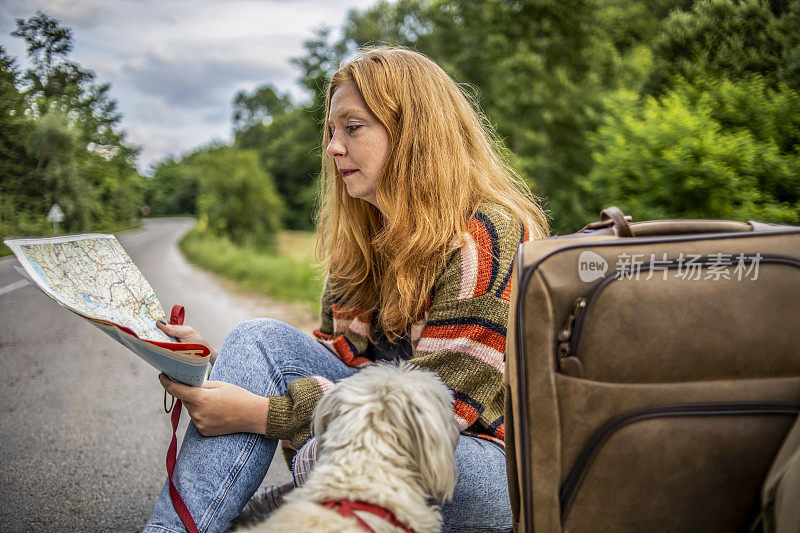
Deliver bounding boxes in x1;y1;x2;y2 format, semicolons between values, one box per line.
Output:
578;251;608;282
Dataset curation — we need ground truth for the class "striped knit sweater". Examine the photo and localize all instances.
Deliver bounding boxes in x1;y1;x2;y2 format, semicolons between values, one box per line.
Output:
264;206;531;450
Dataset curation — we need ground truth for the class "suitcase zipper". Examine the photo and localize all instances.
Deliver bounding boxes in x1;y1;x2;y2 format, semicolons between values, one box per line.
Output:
557;297;587;358
559;254;800;376
557;297;588;376
559;402;800;522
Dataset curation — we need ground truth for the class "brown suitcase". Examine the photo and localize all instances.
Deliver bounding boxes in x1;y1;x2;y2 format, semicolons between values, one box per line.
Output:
505;207;800;532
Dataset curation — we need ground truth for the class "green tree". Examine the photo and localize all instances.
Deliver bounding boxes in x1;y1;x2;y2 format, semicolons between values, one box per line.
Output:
143;157;200;216
0;47;41;238
643;0;792;96
0;48;33;182
586;77;800;223
3;11;143;238
194;147;284;249
232;84;292;134
290;27;349;124
12;11;135;163
28;109;97;231
598;0;694;54
580;0;800;226
80;149;143;228
235;105;321;230
778;1;800;89
341;0;430;49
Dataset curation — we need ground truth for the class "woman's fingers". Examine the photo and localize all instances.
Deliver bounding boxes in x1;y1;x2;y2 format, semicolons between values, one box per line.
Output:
157;378;270;436
156;316;219;364
159;373;196;402
157;321;195;340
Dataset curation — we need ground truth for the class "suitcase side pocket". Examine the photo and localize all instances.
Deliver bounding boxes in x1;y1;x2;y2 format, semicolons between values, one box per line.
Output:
559;402;800;521
557;254;800;383
555;374;800;532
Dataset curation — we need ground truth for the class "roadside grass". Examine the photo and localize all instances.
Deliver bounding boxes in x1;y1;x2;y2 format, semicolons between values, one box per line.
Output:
179;227;324;310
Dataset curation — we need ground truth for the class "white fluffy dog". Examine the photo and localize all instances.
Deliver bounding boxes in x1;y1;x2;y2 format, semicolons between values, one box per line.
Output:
251;362;460;533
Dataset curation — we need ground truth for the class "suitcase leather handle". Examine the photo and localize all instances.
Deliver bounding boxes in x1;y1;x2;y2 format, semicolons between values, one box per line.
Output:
582;207;634;235
601;207;633;237
585;207;756;237
628;219;753;236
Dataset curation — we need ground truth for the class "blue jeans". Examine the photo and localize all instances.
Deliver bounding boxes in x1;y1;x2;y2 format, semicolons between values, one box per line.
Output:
143;319;512;532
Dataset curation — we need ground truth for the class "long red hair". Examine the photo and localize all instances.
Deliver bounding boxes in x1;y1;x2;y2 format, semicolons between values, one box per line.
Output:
316;47;548;340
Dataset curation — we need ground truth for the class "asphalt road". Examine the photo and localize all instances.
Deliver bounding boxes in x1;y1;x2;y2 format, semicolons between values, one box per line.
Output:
0;218;317;532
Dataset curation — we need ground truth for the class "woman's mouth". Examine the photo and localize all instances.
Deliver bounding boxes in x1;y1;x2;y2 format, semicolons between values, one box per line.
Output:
339;169;357;177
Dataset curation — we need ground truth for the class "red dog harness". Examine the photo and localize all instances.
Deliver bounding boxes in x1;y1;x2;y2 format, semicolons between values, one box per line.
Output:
321;500;416;533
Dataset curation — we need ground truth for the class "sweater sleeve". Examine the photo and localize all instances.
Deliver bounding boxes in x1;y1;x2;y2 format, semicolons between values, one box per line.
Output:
264;375;334;450
409;209;529;443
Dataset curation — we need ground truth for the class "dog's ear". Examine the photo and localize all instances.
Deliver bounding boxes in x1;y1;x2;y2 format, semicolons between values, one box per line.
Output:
396;373;460;503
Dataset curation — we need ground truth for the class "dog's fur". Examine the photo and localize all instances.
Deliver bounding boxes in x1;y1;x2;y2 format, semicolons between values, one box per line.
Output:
251;362;460;533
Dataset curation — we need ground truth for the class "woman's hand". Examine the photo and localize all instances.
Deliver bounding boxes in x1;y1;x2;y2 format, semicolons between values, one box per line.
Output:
159;374;270;437
157;321;219;364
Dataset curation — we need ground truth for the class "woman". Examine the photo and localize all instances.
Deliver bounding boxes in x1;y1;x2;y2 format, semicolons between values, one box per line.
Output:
143;47;548;533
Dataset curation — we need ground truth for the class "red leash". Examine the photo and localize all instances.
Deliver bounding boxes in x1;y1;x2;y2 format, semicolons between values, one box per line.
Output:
322;500;416;533
164;305;200;533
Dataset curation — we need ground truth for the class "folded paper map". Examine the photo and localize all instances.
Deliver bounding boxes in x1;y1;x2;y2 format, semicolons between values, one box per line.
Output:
4;234;210;386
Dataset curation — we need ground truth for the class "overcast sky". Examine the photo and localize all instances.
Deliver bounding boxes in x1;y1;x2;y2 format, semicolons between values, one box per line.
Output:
0;0;377;173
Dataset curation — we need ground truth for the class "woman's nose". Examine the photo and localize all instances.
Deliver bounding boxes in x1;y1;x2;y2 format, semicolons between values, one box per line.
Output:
326;132;345;158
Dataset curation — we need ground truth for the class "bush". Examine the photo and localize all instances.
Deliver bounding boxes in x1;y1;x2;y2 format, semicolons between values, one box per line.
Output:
143;157;199;216
193;147;284;250
585;76;800;224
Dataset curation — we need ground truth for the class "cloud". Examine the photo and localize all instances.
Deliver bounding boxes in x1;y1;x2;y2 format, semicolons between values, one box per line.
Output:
125;123;229;173
0;0;115;29
202;107;230;125
134;97;188;128
121;49;293;108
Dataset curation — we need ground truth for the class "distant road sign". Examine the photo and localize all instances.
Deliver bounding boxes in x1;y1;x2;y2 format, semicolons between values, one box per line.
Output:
47;203;65;235
47;204;65;223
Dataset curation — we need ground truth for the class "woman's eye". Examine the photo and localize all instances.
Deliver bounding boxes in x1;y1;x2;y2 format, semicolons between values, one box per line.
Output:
345;124;361;134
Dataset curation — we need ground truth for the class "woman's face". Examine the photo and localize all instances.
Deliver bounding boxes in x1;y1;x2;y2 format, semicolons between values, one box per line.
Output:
326;81;390;207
